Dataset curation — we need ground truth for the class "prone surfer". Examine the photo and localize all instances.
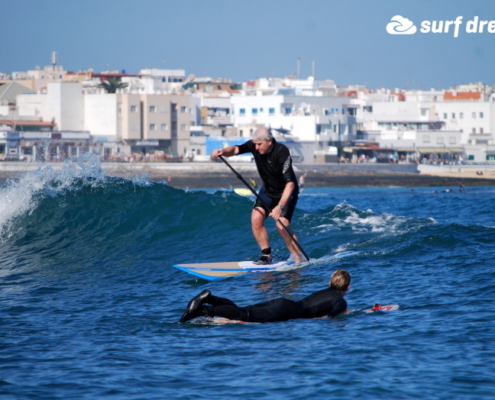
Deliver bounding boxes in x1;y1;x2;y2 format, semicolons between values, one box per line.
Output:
211;126;302;264
179;269;350;323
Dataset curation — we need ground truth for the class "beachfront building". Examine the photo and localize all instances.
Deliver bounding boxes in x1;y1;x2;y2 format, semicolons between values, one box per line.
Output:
227;77;355;162
13;52;68;91
187;79;240;129
16;81;192;159
118;92;191;157
349;84;495;163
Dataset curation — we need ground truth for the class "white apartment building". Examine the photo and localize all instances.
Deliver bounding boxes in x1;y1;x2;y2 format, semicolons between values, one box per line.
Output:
17;81;192;157
190;93;233;129
127;69;186;94
351;84;495;162
231;92;354;142
244;76;338;97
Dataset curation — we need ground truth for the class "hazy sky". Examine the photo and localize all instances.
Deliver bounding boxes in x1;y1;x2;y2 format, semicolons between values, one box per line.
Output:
2;0;494;89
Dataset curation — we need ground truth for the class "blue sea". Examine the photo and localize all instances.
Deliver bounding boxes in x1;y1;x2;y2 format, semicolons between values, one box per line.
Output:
1;158;495;399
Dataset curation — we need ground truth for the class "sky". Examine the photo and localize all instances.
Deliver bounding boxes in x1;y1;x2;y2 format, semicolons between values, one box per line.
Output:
1;0;494;90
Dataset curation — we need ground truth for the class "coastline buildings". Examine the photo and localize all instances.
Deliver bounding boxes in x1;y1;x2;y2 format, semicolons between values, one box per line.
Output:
1;54;495;163
347;83;495;163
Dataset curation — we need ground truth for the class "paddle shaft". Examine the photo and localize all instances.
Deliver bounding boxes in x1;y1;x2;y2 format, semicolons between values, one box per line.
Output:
219;156;309;261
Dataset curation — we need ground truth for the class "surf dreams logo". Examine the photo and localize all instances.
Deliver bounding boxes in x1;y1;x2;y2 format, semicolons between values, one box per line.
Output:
386;15;495;37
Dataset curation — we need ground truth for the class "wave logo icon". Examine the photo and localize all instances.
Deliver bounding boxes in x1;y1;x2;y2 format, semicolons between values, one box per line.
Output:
386;15;417;34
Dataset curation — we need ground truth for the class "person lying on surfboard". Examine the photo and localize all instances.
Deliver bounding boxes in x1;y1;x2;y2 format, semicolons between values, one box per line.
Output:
211;126;302;264
179;269;350;323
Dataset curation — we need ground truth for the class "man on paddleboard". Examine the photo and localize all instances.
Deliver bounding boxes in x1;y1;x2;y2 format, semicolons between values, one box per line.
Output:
211;127;302;264
179;269;350;323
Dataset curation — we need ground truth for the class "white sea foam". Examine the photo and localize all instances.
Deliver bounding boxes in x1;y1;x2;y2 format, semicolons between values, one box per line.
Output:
312;201;435;239
0;154;107;238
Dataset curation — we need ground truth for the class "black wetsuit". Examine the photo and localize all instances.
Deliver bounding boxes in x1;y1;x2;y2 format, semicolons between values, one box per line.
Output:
203;286;347;323
237;139;299;220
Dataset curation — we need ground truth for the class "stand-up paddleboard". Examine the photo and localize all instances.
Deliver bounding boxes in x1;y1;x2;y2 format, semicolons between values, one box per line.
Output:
173;250;360;281
187;303;399;325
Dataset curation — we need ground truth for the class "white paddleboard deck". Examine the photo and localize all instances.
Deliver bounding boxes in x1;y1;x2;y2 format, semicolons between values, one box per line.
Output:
173;251;360;281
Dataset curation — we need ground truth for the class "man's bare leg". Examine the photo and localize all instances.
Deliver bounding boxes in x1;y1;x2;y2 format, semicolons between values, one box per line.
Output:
251;207;270;251
277;217;303;263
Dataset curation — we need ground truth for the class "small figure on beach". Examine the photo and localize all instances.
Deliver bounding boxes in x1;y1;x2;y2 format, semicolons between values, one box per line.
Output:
299;172;307;193
179;269;351;323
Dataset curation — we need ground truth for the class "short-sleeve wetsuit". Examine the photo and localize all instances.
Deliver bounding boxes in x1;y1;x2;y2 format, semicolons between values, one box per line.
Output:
203;286;347;323
237;139;299;220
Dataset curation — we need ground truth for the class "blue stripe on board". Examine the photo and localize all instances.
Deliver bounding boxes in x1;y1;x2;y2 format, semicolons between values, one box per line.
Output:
172;265;276;272
173;266;236;281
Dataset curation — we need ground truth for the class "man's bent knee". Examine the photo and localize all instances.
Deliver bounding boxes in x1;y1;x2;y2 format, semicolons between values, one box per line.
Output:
252;207;267;227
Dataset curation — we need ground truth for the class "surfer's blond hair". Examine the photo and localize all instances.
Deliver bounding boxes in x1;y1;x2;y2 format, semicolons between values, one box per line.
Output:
330;269;351;291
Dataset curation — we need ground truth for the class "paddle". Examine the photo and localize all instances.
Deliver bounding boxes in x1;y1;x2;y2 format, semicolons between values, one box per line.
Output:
219;156;310;262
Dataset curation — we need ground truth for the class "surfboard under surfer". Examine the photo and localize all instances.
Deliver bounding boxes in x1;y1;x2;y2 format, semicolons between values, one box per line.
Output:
179;269;350;323
211;126;302;264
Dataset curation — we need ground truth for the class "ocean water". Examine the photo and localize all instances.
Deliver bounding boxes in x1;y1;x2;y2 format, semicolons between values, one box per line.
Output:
1;158;495;399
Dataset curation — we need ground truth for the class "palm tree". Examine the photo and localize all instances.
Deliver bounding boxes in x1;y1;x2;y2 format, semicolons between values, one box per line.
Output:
99;77;128;93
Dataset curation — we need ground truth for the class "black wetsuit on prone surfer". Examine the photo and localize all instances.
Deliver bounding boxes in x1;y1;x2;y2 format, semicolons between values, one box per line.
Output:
179;269;350;323
211;126;302;264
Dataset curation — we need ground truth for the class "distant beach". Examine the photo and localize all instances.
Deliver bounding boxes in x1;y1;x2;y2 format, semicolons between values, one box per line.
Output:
2;161;495;188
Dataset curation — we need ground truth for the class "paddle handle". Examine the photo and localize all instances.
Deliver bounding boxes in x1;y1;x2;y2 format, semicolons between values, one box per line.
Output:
219;156;309;261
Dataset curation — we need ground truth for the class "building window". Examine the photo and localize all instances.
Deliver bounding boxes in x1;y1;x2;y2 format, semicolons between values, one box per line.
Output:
130;105;137;112
161;124;168;130
423;135;430;143
284;107;291;115
252;108;258;115
150;124;156;130
161;106;167;113
240;108;246;115
480;127;484;133
269;108;275;115
472;128;476;133
260;108;263;113
460;112;464;119
480;112;484;118
472;112;476;118
452;113;456;119
181;124;187;131
436;136;444;144
443;113;447;119
150;106;156;112
181;106;187;113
